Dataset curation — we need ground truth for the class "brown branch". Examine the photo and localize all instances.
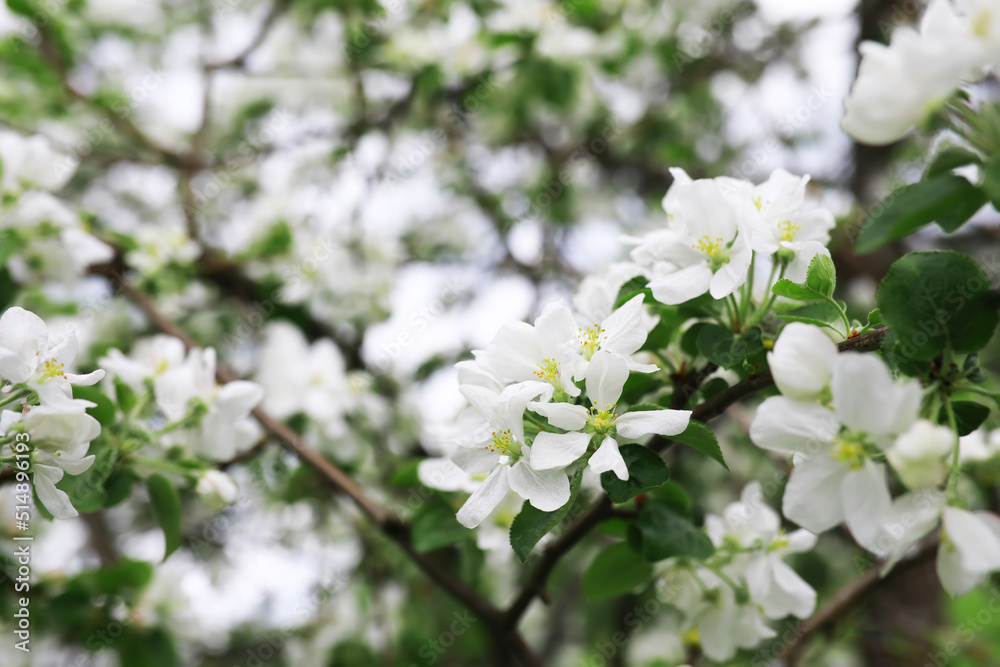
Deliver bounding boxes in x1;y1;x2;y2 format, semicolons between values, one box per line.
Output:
779;536;938;664
504;327;891;627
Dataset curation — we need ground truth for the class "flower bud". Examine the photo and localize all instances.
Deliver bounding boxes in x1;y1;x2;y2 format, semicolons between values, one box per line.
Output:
195;470;238;510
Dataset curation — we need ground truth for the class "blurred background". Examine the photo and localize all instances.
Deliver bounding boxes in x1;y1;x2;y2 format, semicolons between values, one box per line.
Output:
0;0;998;665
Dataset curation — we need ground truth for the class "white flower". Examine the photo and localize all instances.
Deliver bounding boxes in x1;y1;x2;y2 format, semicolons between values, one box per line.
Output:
885;419;954;489
841;0;985;145
1;192;114;284
529;351;690;480
126;224;200;276
254;323;349;438
720;170;836;283
0;131;74;193
155;347;264;461
195;470;239;511
452;381;570;528
705;483;817;620
695;580;777;663
767;323;837;402
750;353;922;552
573;261;648;324
0;400;102;519
0;307;105;406
99;334;187;390
630;168;752;305
958;429;1000;462
937;506;1000;596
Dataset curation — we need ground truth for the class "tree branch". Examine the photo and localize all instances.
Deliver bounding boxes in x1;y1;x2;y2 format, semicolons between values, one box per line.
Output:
779;536;938;664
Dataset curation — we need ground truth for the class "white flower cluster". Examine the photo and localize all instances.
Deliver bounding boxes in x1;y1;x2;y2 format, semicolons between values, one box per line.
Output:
100;336;264;462
421;294;692;528
750;323;1000;595
0;131;113;284
0;308;106;519
627;167;834;305
657;483;817;662
842;0;1000;145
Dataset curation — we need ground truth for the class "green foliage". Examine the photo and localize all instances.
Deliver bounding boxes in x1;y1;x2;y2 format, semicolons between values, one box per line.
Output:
411;498;468;552
671;421;728;469
56;445;116;513
146;473;183;560
940;401;991;436
509;465;585;562
696;324;763;370
629;501;714;561
600;444;670;503
877;251;998;360
582;542;654;601
71;384;117;426
855;175;987;252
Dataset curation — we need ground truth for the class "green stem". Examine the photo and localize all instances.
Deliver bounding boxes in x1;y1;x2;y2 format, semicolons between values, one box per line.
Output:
0;389;28;409
745;259;785;329
130;456;195;478
944;394;962;503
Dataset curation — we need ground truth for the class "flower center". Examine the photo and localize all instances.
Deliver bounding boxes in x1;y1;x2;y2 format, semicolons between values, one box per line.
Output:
39;358;66;382
778;220;801;242
752;196;764;211
578;326;605;360
972;10;991;38
533;358;559;382
587;404;618;435
693;235;730;271
487;428;522;459
831;432;872;471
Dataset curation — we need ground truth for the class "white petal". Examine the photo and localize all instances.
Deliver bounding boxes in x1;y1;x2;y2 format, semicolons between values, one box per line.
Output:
585;350;629;410
527;401;588;430
33;463;78;520
648;263;714;305
782;453;848;534
589;436;628;480
768;323;837;401
833;353;919;439
616;409;691;439
708;234;751;299
456;466;509;528
529;431;593;470
216;381;264;420
507;460;570;512
418;458;477;493
749;397;837;455
599;294;648;357
841;460;892;554
943;507;1000;575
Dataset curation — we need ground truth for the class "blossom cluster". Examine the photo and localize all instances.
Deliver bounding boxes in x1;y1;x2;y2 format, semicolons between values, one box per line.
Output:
627;167;834;305
0;308;106;519
750;323;1000;595
424;294;691;527
842;0;1000;144
658;483;817;662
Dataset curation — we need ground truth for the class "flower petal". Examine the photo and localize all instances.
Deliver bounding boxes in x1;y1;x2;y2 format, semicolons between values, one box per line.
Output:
529;431;593;470
508;460;570;512
616;409;691;439
527;402;588;431
589;436;628;480
456;466;509;528
782;453;848;534
585;350;628;410
749;397;837;455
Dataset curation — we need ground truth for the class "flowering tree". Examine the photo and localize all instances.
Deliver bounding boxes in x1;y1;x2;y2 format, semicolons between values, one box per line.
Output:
1;0;1000;665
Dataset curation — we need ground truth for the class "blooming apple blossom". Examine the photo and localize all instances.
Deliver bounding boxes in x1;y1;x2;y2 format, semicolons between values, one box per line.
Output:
450;381;570;528
529;351;690;480
629;168;752;305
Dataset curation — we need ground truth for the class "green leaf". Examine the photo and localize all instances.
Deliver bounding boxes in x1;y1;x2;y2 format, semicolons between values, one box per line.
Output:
113;377;137;415
866;308;884;328
696;325;763;370
510;465;584;562
775;301;842;327
116;628;180;667
600;444;670;503
632;502;714;561
877;251;999;360
941;401;990;436
671;421;728;469
146;473;183;560
649;481;692;515
582;542;653;601
614;275;650;309
103;467;136;507
771;279;820;302
804;254;836;298
856;175;986;253
71;384;116;426
925;146;981;179
411;499;468;553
